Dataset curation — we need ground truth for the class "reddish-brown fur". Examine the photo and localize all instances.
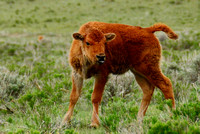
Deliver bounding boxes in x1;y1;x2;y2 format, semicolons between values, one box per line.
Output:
62;21;178;127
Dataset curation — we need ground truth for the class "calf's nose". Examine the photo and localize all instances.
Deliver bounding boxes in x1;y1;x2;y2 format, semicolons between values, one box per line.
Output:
96;53;106;64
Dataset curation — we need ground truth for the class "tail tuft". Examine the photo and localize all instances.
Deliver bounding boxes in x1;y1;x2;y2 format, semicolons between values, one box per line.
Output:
146;23;178;40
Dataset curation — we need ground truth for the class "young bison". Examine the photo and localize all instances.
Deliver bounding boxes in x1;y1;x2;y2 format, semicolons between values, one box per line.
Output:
62;21;178;127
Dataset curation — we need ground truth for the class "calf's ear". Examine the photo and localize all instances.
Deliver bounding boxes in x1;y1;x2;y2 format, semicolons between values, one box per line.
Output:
73;33;84;41
105;33;116;42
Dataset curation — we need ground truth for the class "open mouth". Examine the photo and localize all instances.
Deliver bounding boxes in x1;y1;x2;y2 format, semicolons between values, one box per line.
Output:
98;60;105;64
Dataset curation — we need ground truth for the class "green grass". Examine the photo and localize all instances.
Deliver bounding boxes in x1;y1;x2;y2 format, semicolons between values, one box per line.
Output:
0;0;200;133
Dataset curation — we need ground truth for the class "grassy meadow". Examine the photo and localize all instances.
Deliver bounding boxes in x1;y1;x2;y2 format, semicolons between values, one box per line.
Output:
0;0;200;133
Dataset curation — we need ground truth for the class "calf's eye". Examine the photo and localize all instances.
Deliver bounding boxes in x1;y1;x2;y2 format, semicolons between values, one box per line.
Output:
86;42;90;46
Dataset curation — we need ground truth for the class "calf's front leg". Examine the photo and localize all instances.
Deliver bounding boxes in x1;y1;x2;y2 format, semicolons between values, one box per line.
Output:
90;74;108;128
61;71;83;126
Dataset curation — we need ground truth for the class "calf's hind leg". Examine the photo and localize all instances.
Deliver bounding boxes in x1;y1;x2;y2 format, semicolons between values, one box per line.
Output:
132;71;155;121
61;71;83;126
136;64;175;110
148;70;176;109
135;50;176;110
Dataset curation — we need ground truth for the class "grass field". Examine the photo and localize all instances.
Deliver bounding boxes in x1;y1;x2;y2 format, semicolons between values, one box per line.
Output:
0;0;200;133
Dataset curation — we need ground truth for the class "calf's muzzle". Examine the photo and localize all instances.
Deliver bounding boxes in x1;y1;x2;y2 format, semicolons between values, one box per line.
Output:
96;53;106;64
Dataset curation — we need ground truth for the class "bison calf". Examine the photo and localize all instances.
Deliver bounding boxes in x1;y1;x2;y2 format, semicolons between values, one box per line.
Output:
62;21;178;127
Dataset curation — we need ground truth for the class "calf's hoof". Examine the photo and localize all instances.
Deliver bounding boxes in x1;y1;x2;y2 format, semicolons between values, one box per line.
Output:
89;122;99;129
60;119;71;128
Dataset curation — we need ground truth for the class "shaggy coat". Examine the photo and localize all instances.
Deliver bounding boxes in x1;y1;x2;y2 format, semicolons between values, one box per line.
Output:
62;21;178;127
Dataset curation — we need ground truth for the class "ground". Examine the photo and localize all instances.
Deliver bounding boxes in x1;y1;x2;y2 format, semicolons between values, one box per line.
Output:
0;0;199;133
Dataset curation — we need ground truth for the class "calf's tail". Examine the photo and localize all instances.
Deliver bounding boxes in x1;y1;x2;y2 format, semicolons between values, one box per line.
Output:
145;23;178;40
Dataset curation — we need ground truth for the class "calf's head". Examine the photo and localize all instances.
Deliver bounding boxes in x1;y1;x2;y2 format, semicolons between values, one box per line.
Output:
73;28;115;65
